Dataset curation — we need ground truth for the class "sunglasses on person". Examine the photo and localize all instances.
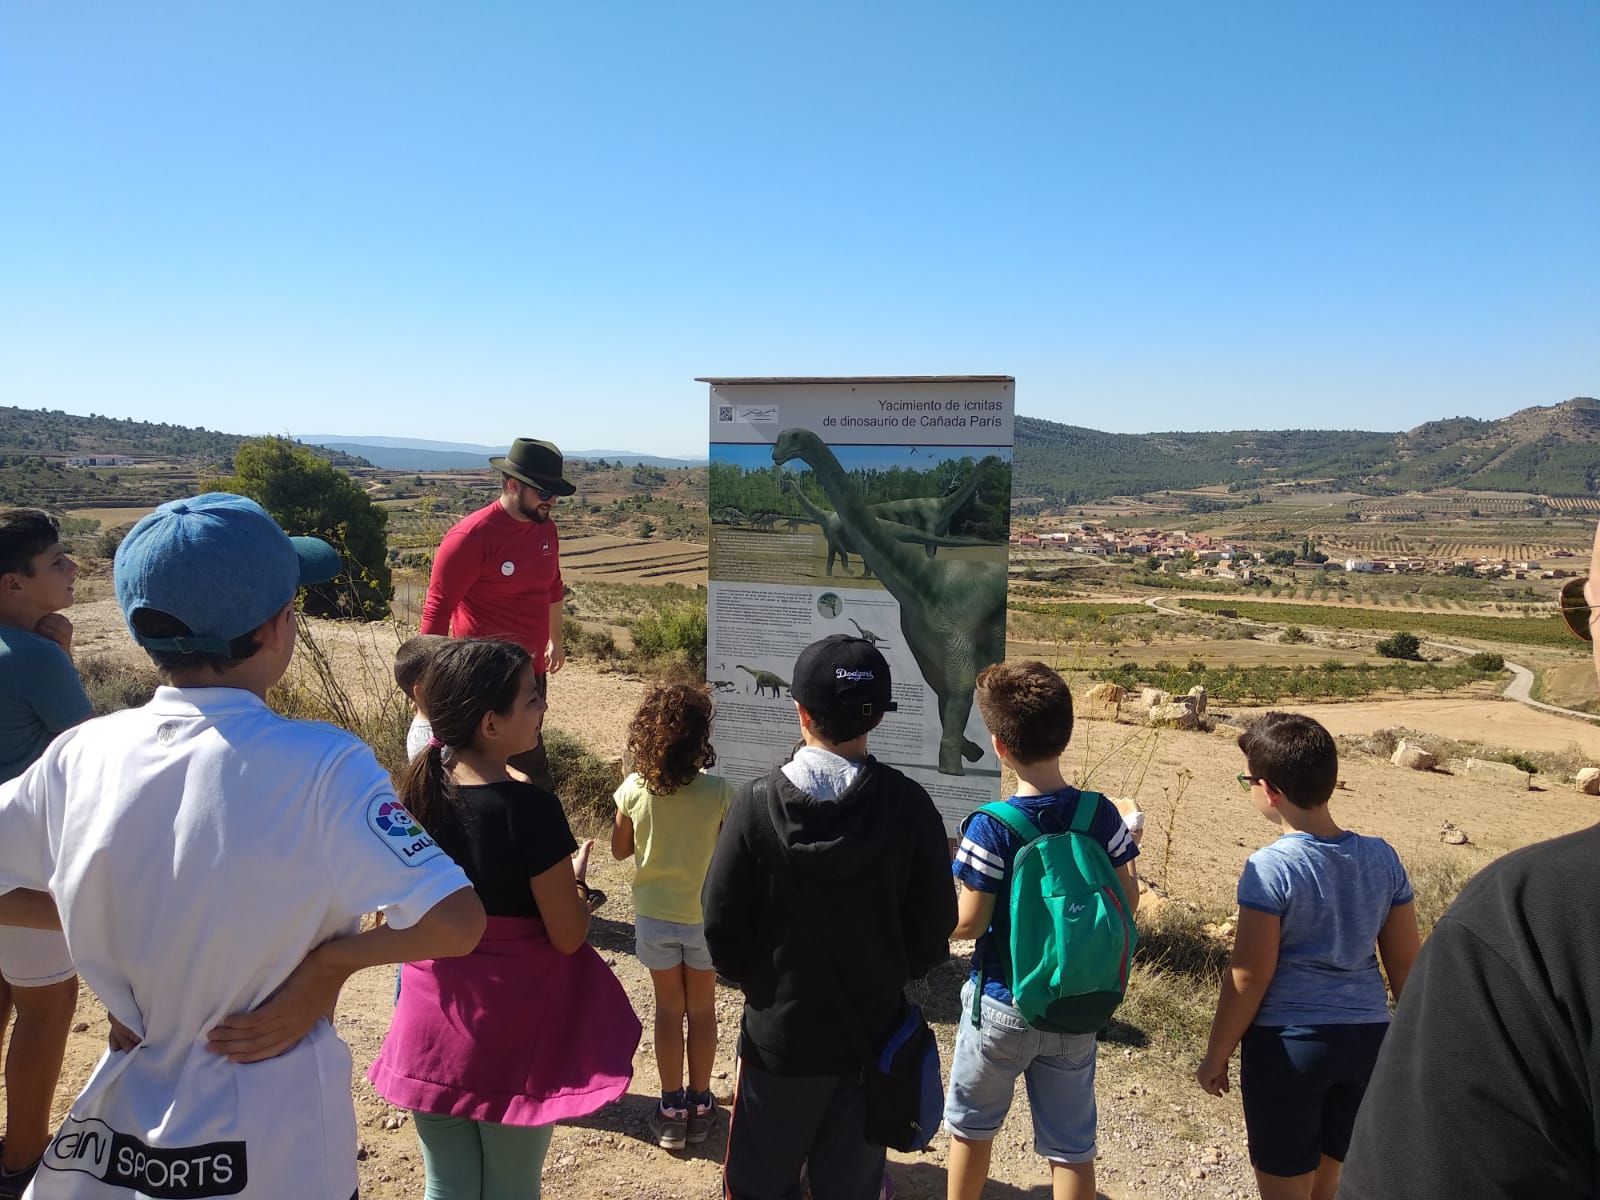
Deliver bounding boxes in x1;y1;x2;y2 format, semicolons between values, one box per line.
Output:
522;482;558;502
1559;577;1595;643
1236;773;1266;791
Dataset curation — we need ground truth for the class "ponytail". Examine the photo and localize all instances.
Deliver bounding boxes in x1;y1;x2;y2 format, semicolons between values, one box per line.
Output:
399;741;454;834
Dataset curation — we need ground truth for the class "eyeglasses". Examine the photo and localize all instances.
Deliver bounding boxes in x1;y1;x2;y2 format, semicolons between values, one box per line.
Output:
1236;773;1265;791
524;483;558;502
1559;577;1595;643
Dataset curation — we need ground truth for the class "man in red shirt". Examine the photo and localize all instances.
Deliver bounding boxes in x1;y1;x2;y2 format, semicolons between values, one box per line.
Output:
420;438;575;786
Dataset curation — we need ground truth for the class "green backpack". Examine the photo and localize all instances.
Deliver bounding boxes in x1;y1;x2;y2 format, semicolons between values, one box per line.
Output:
965;794;1138;1034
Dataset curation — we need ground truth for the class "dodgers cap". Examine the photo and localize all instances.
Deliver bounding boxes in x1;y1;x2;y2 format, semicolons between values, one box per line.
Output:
115;492;343;656
790;634;897;720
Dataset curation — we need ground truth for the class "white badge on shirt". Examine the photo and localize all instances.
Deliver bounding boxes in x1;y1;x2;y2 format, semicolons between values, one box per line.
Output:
365;797;445;866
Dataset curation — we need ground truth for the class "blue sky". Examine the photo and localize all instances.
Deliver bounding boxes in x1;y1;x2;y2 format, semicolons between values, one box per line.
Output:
2;2;1595;456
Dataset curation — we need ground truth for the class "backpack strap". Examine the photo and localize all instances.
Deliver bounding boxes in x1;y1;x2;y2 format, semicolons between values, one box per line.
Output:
972;800;1043;846
1069;790;1106;835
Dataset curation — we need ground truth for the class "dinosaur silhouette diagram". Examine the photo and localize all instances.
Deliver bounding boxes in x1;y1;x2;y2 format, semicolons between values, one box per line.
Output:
711;679;738;693
736;664;790;697
848;618;889;647
773;429;1005;775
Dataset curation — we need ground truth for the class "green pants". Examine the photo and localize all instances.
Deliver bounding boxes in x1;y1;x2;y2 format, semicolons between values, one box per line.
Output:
412;1111;555;1200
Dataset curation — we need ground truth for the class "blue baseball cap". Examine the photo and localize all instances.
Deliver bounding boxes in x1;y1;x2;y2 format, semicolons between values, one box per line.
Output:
115;493;343;656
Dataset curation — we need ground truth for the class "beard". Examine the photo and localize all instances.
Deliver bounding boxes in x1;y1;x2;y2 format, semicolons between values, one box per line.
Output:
516;492;554;522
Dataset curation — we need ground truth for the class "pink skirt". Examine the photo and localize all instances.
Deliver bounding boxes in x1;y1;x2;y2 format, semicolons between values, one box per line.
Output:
368;916;641;1126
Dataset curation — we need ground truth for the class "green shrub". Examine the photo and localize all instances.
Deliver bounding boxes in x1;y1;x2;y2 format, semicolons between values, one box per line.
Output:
1282;625;1308;644
1375;631;1423;661
544;728;622;832
1465;652;1505;671
630;601;707;675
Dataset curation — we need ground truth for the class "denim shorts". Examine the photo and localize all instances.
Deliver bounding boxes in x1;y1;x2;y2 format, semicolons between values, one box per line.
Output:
942;979;1099;1163
634;914;713;971
1240;1022;1389;1177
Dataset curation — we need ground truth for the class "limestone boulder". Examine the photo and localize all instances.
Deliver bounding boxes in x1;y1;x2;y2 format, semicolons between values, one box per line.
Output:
1390;740;1437;772
1082;682;1127;719
1576;767;1600;795
1186;685;1208;717
1460;757;1533;789
1149;702;1199;730
1140;687;1171;711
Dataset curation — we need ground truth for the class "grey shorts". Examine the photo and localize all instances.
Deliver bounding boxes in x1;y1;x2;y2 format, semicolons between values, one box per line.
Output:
634;914;713;971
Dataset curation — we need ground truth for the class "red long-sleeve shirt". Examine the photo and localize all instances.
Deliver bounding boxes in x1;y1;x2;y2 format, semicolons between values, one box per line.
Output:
420;501;564;662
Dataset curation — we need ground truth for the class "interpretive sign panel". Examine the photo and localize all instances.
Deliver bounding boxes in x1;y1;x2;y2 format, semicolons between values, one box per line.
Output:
701;376;1015;832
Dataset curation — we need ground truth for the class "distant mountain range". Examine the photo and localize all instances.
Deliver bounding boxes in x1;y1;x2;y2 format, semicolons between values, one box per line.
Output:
2;399;1595;505
292;435;705;471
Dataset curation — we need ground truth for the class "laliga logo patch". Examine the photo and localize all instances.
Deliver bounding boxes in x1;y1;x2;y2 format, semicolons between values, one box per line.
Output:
501;560;516;576
367;796;443;866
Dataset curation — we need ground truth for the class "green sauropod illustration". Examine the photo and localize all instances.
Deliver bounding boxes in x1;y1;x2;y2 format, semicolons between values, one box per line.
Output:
736;664;790;697
871;456;1003;557
772;428;1005;775
782;476;998;579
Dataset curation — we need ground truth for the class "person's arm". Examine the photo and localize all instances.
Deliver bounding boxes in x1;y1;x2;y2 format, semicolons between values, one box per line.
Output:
33;612;74;660
0;888;60;930
1115;860;1140;918
951;885;997;941
1377;900;1421;1001
611;810;635;860
418;528;477;636
530;840;592;954
903;794;958;976
31;641;93;733
206;886;485;1063
546;598;565;674
702;791;758;983
1195;905;1279;1095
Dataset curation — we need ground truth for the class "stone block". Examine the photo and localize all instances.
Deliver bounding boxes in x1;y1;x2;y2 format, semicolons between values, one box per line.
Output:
1460;757;1533;789
1390;740;1437;772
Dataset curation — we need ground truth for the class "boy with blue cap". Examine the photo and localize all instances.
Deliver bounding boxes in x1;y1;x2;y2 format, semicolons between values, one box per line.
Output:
0;493;486;1200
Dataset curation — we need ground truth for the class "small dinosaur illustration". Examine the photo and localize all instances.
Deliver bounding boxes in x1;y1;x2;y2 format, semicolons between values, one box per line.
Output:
736;664;790;697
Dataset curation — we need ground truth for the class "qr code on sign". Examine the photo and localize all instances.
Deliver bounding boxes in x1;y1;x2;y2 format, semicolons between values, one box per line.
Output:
717;405;734;422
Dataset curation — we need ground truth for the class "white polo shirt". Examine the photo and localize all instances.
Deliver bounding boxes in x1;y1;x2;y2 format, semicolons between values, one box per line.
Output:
0;686;471;1200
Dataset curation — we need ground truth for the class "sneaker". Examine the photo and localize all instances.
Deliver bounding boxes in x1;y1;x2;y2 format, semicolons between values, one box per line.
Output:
649;1102;688;1150
0;1157;38;1200
687;1095;718;1144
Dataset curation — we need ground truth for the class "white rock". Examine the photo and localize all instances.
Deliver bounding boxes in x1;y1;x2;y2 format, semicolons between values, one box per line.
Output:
1187;685;1208;716
1390;740;1437;771
1149;702;1199;730
1140;687;1171;711
1576;767;1600;795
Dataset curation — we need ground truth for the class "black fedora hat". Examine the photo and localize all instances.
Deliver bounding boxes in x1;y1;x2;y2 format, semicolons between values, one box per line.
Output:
489;438;577;496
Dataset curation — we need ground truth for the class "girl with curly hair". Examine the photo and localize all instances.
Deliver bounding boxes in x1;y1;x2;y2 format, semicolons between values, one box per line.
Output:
610;682;732;1150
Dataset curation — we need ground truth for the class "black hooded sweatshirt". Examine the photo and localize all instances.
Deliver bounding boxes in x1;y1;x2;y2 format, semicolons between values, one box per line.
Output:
702;757;957;1076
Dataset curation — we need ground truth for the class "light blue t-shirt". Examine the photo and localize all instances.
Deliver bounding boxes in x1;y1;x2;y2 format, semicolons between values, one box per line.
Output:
0;625;92;783
1238;830;1413;1027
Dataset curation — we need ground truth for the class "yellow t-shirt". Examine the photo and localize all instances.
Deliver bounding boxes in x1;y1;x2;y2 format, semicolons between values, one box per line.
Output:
614;770;732;925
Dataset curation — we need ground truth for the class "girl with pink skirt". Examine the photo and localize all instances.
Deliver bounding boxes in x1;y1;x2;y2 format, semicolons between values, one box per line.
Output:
369;638;641;1199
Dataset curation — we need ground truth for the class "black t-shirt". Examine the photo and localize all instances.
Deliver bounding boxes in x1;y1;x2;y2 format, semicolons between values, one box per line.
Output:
427;781;578;918
1340;822;1600;1198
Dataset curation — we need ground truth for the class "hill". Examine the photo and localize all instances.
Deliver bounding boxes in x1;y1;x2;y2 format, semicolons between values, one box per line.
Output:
1016;397;1600;502
0;407;370;507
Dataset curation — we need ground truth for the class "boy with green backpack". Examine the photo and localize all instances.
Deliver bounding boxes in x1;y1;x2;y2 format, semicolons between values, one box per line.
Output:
945;660;1140;1200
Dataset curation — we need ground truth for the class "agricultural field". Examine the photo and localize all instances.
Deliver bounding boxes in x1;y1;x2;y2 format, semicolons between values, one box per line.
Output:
558;531;707;585
1179;598;1578;649
1091;657;1508;704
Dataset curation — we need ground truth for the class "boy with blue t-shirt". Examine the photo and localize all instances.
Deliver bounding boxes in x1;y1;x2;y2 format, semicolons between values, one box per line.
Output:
1196;711;1419;1200
0;509;91;1196
946;661;1139;1200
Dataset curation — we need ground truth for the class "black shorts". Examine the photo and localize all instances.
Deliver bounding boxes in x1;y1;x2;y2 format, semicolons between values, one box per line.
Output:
1240;1022;1388;1177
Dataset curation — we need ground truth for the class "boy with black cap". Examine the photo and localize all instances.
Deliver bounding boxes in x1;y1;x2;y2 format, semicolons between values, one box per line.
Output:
703;635;956;1200
0;493;486;1200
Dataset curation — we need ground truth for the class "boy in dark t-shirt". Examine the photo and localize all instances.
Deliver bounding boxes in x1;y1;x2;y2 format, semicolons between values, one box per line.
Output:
946;661;1139;1200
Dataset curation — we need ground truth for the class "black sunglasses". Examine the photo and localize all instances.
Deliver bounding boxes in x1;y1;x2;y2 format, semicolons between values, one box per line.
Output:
522;482;558;502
